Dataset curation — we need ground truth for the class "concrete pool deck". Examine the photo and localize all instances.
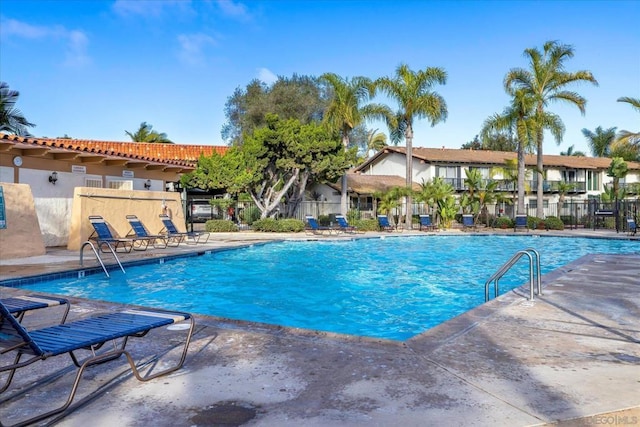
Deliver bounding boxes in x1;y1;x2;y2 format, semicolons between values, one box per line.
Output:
1;229;639;426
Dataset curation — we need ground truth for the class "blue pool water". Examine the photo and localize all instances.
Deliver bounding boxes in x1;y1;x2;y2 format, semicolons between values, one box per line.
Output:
17;235;638;340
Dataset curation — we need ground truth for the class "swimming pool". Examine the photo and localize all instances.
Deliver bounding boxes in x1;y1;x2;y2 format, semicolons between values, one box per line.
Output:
15;235;639;340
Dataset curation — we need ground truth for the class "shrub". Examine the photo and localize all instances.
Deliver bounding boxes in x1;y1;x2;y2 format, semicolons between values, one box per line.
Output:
545;216;564;230
352;218;379;232
205;219;238;232
494;216;513;228
527;216;543;229
240;206;260;225
346;209;360;223
318;215;331;226
252;218;306;232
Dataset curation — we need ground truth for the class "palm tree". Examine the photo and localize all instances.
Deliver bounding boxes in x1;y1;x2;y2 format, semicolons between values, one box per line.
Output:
612;96;640;161
559;144;586;156
320;73;392;215
505;41;598;218
0;81;35;136
607;157;629;199
581;126;616;157
125;122;173;143
555;181;575;218
374;64;448;228
481;89;548;218
366;128;387;157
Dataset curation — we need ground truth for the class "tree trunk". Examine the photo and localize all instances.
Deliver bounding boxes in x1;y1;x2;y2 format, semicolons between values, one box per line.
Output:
536;145;544;218
340;134;350;216
517;139;526;216
405;126;414;228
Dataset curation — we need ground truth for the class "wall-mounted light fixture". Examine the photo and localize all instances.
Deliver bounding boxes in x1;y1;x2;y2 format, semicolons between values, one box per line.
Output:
144;179;152;190
48;171;58;185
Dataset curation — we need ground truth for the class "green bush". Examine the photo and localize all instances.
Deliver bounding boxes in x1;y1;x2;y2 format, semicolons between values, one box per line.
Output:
494;216;514;228
346;209;360;223
318;215;331;226
205;219;238;232
252;218;306;232
544;216;564;230
527;216;543;229
240;206;260;225
352;218;379;232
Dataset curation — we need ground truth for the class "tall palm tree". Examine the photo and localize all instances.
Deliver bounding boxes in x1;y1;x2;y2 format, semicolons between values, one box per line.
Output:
0;82;35;136
505;41;598;218
559;144;586;156
321;73;392;215
374;64;448;228
125;122;173;143
581;126;616;157
481;90;541;217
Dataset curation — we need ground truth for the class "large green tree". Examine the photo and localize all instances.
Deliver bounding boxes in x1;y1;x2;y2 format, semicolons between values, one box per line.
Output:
0;81;35;136
184;114;354;218
505;41;598;218
125;122;172;143
581;126;616;157
374;64;448;228
320;73;392;215
221;75;326;146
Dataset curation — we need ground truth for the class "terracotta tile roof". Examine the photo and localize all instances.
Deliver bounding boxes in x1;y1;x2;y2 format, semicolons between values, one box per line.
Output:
0;133;228;167
357;146;640;171
326;174;421;194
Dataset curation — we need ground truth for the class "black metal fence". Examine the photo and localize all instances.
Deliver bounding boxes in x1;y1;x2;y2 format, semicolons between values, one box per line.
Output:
186;197;639;233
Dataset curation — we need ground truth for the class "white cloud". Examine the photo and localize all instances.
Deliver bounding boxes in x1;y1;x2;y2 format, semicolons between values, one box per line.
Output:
177;33;217;65
0;18;90;67
215;0;251;21
112;0;193;18
257;68;278;85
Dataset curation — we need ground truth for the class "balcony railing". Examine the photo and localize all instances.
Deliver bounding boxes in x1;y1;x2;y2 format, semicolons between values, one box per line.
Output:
441;178;587;193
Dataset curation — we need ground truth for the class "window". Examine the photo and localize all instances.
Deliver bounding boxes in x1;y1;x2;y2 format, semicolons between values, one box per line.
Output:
562;170;577;182
436;166;459;178
85;178;103;188
587;171;599;191
468;167;490;179
108;180;133;190
528;199;549;209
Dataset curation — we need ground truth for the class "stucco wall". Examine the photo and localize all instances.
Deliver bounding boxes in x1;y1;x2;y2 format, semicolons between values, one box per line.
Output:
0;183;46;259
67;187;184;251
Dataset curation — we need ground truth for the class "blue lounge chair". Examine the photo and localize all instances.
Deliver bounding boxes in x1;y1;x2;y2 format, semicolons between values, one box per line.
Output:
89;215;149;253
419;214;436;231
377;215;395;232
1;294;70;324
159;214;210;244
627;217;637;236
335;215;359;234
0;300;194;426
305;215;337;235
514;214;528;232
126;215;181;248
462;214;476;231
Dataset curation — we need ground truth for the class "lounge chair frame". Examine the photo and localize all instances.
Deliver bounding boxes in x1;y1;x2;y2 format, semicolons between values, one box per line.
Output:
418;214;437;232
305;216;339;236
88;216;149;253
126;215;181;248
377;215;396;232
462;214;477;231
2;295;70;324
0;301;194;426
158;214;210;244
514;214;528;232
334;215;360;234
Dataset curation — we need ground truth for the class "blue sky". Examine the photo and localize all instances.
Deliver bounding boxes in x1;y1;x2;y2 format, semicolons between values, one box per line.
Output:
1;0;638;155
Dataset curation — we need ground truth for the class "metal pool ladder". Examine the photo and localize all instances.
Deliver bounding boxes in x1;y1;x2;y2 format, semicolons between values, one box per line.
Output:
485;248;541;302
80;241;125;278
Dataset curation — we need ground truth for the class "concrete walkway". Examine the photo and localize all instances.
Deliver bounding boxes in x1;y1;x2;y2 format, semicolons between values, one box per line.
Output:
1;230;639;426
